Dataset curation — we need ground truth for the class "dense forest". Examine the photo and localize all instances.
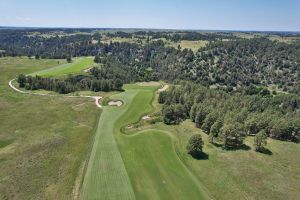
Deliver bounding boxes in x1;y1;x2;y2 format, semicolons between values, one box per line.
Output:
159;81;300;147
17;66;123;94
3;28;300;146
2;29;298;94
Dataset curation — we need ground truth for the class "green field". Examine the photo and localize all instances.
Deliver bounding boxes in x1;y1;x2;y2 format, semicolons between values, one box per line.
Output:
1;57;299;200
30;57;94;77
81;80;299;199
0;57;99;199
81;85;210;199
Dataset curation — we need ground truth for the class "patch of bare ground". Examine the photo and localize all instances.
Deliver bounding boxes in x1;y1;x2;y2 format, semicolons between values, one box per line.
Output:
108;100;123;107
126;125;134;129
158;84;169;92
83;67;93;73
136;81;161;86
142;115;151;120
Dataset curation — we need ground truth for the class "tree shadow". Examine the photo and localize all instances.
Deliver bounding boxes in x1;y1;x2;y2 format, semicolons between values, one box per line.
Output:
257;148;273;155
190;152;209;160
212;142;223;148
226;144;251;151
212;143;251;151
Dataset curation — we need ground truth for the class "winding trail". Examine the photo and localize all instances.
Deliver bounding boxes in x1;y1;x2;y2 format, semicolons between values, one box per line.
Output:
8;79;102;108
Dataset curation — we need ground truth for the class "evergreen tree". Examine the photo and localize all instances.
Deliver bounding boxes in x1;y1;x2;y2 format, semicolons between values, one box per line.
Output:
254;130;268;152
209;118;223;143
220;122;245;149
17;74;26;88
186;134;204;157
94;55;101;63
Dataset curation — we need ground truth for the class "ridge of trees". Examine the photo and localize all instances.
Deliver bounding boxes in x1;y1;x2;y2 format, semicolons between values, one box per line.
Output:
1;30;299;94
17;66;123;94
159;81;300;147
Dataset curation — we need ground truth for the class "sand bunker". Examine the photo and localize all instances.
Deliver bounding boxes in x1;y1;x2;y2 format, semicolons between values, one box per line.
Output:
142;115;151;120
108;100;123;107
158;85;169;93
126;125;134;129
136;82;161;86
83;67;93;73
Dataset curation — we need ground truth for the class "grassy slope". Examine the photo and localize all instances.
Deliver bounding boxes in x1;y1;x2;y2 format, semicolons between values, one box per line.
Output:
116;87;210;200
30;57;94;77
81;84;210;199
2;57;299;200
0;57;99;199
130;94;300;200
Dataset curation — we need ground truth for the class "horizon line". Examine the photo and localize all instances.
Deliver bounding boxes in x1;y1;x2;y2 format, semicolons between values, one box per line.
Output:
0;25;299;33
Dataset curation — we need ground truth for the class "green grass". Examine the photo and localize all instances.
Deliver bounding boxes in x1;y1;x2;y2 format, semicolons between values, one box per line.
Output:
80;90;137;200
2;57;299;200
116;87;300;200
129;114;300;200
0;57;100;199
0;139;14;149
81;84;210;199
30;57;94;77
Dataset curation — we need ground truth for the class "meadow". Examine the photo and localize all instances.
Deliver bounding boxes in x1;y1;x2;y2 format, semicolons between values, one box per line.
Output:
0;57;99;199
30;57;94;77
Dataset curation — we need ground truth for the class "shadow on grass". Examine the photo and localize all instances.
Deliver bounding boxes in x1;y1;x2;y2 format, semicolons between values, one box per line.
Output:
189;152;209;160
212;143;251;151
212;142;223;148
257;148;273;155
227;144;251;151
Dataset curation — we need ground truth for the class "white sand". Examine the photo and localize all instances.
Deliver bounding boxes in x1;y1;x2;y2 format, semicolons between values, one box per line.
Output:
108;100;123;107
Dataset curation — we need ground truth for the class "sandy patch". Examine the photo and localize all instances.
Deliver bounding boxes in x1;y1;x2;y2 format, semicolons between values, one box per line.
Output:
108;100;123;107
126;125;134;129
158;85;169;92
136;82;161;86
142;115;151;120
83;67;93;73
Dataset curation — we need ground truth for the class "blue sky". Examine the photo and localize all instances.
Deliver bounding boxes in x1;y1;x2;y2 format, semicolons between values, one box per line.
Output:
0;0;299;31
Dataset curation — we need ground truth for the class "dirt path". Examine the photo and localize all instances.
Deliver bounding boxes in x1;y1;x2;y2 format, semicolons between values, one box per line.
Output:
9;79;102;108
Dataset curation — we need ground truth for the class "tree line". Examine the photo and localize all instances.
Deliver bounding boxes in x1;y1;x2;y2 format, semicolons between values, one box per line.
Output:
2;29;299;94
159;81;300;150
17;68;123;94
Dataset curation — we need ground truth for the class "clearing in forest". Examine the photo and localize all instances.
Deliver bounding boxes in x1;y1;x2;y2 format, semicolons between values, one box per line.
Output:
30;57;94;77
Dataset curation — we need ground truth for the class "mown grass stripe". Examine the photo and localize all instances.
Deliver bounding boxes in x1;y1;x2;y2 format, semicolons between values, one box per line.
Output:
30;57;94;77
80;90;138;200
